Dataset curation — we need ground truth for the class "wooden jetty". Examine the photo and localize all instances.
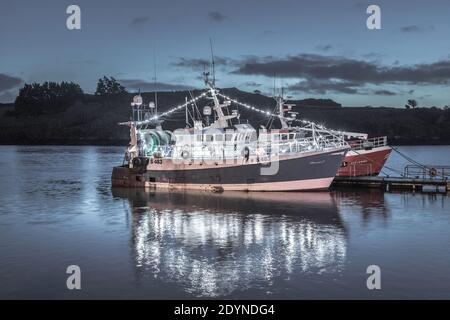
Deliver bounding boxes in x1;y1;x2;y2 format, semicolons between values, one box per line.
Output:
332;176;449;193
333;164;450;193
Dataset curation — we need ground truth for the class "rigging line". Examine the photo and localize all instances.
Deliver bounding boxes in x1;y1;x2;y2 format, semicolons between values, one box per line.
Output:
188;90;203;123
122;91;208;126
391;146;447;179
216;92;348;145
217;92;324;129
216;92;394;176
265;103;279;129
186;107;194;127
217;92;290;121
392;146;427;167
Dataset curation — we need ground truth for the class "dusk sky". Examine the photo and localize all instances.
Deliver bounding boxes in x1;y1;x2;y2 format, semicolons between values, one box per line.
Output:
1;0;450;106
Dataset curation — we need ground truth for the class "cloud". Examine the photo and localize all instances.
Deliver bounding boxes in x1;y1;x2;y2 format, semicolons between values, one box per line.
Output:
288;79;359;95
401;25;421;33
231;54;450;86
353;1;369;9
119;79;194;92
362;52;385;60
232;54;378;82
208;11;227;22
130;16;151;26
373;89;397;96
262;30;278;36
170;53;450;96
401;25;434;33
288;81;398;96
0;73;22;92
171;56;236;71
243;81;262;88
316;44;333;52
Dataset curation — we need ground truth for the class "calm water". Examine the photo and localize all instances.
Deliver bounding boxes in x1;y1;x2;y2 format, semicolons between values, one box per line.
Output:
0;145;449;299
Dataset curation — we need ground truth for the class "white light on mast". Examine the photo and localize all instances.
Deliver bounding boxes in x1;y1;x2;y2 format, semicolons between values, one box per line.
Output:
203;106;212;115
131;95;143;107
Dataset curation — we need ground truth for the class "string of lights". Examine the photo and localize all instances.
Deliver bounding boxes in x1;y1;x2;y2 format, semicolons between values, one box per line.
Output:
216;92;328;131
119;91;209;126
215;91;347;143
120;87;343;139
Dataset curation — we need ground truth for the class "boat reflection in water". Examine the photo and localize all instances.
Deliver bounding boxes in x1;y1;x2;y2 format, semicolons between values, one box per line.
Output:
112;188;347;297
333;189;390;224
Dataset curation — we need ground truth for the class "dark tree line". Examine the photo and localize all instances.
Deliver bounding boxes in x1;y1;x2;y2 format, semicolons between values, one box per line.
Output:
2;86;450;145
14;81;83;116
11;77;128;117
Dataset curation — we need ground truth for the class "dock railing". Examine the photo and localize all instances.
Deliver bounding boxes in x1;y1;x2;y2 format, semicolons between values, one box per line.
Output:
404;165;450;180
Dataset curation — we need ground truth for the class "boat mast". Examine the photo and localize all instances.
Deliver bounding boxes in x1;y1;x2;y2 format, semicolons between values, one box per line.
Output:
276;87;289;129
185;96;189;127
153;53;158;116
210;38;216;88
203;41;238;129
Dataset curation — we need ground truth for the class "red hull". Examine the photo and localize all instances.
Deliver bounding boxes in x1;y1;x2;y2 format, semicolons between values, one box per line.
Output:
337;146;392;177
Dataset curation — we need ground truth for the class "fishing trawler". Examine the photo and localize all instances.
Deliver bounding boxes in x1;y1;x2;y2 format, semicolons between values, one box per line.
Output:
111;73;349;191
270;95;392;177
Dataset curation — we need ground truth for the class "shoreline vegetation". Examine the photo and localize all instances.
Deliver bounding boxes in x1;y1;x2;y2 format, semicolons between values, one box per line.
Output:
1;78;450;146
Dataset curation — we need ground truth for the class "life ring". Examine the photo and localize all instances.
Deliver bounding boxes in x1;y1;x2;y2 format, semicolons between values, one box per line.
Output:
429;167;437;177
180;145;190;159
181;150;190;159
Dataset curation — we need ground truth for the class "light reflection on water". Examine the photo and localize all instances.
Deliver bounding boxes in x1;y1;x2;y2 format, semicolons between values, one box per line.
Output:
0;145;450;299
113;190;347;297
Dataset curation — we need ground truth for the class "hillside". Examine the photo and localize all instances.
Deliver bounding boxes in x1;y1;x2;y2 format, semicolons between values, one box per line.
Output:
1;88;450;145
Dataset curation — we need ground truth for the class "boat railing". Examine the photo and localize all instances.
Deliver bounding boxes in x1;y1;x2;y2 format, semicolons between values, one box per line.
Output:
349;136;388;150
404;165;450;180
161;135;346;162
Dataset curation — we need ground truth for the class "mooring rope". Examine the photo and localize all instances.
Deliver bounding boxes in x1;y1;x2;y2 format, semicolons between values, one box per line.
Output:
390;146;447;179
